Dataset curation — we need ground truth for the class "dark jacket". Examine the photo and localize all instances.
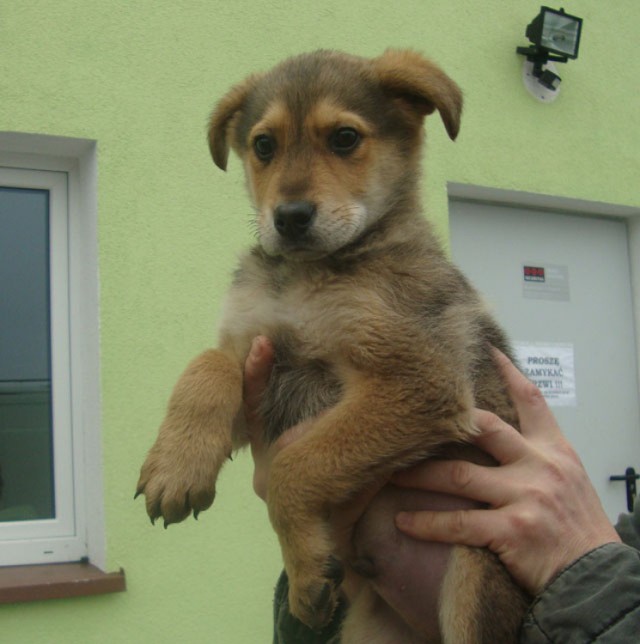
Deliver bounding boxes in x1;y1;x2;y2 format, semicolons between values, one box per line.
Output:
273;504;640;643
520;503;640;643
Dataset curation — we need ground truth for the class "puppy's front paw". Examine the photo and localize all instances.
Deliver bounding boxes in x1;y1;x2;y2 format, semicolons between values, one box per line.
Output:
135;419;231;527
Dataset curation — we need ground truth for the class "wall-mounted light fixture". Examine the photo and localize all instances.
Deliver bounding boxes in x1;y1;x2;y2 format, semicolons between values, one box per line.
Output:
516;6;583;101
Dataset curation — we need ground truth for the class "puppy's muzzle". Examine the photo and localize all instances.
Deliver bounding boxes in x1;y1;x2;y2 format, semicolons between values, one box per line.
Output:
274;201;316;241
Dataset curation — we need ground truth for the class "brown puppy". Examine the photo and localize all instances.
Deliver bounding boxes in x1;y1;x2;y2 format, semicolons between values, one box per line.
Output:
137;50;529;642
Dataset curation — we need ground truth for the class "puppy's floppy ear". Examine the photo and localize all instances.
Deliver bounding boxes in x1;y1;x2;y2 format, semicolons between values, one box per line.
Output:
373;49;463;140
208;74;261;171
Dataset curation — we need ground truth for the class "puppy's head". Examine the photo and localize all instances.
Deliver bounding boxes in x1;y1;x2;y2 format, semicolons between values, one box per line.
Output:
209;50;462;260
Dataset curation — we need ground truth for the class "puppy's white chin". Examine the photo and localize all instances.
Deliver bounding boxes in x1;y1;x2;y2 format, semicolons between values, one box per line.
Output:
258;201;371;260
260;238;330;262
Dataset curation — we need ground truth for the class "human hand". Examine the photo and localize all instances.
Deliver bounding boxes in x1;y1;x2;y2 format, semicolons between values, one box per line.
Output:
393;349;621;595
243;335;273;501
243;336;309;500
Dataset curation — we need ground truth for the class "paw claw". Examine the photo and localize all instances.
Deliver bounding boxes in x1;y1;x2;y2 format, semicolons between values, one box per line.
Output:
325;555;344;585
136;421;229;527
316;582;332;612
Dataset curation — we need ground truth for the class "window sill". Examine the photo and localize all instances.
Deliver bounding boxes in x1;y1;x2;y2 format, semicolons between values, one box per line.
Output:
0;561;126;603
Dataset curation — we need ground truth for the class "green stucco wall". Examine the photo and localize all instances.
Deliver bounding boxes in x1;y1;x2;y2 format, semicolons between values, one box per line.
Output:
1;1;638;642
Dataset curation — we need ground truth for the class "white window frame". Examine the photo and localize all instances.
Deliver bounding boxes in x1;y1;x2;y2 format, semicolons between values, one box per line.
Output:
0;133;104;568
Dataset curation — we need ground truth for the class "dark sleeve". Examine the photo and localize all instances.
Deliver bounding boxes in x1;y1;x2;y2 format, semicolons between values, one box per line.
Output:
520;504;640;643
273;570;346;644
616;500;640;551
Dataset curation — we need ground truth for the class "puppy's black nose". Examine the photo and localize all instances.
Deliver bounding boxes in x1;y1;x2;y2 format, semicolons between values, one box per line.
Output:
274;201;316;240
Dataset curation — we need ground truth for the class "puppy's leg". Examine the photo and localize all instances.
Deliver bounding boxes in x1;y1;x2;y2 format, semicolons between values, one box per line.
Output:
136;348;243;526
439;546;529;643
267;374;474;629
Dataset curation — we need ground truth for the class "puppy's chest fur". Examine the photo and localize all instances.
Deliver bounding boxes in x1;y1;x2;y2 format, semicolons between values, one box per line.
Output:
220;236;478;443
220;252;369;442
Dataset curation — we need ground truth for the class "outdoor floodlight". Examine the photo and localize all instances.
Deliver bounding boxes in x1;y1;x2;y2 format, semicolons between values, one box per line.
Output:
516;6;583;92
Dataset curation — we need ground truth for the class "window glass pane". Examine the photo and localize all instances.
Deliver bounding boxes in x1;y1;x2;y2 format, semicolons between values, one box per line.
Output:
0;187;55;522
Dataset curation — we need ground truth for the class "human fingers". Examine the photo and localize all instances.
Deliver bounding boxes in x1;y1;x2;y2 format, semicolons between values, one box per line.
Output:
492;347;561;441
243;336;274;437
392;457;512;507
471;408;530;464
392;407;528;490
245;336;275;500
395;507;500;549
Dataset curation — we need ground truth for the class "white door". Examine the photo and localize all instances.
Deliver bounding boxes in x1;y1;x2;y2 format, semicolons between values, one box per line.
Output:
449;198;640;522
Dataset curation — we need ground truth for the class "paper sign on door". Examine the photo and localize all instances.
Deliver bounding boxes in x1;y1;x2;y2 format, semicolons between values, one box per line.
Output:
514;342;576;407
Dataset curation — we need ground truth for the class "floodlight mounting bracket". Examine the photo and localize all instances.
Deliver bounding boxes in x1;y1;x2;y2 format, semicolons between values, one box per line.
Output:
516;46;568;65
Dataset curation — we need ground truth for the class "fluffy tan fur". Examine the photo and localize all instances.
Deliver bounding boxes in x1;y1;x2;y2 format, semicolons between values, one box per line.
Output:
137;49;529;642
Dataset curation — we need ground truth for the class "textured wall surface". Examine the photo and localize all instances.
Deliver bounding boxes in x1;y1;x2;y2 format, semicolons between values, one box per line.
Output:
1;1;639;642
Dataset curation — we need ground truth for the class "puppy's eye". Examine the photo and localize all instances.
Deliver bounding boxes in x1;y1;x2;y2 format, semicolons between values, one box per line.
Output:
329;127;361;155
253;135;276;162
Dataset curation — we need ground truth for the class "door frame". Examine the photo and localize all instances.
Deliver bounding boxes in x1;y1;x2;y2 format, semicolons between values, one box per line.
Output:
447;182;640;391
